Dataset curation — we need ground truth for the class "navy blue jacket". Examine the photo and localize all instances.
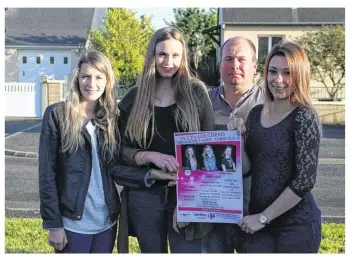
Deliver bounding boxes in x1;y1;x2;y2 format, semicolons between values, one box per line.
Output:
38;102;150;229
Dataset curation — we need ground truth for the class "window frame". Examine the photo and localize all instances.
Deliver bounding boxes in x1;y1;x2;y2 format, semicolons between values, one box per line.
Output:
257;35;285;60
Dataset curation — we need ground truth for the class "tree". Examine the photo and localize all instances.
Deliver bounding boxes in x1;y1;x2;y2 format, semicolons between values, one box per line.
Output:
254;56;267;86
295;25;345;100
165;8;218;86
88;8;154;86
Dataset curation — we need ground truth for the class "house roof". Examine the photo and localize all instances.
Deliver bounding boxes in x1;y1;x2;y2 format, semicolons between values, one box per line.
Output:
5;8;95;46
221;8;345;25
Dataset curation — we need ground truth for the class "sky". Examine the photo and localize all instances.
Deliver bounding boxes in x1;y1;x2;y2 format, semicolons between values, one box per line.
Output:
130;8;175;29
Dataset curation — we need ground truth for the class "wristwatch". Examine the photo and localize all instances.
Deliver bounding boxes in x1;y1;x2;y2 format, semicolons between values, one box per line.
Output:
259;213;269;225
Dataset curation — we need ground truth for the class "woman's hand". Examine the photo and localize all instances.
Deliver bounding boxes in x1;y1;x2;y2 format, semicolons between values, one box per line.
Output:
167;180;177;187
238;214;265;234
172;207;190;233
48;228;67;251
147;152;180;173
149;169;177;182
227;116;246;135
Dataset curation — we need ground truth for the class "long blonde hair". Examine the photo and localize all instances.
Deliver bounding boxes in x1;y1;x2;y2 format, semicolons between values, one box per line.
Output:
61;51;118;160
264;41;315;111
202;145;215;159
125;27;205;149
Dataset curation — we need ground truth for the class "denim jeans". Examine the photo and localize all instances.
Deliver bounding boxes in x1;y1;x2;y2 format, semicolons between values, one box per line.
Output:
201;223;246;253
55;224;117;253
128;186;202;253
245;219;322;253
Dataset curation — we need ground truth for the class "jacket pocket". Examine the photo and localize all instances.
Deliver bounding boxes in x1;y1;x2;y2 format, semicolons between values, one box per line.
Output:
61;169;82;212
63;183;80;212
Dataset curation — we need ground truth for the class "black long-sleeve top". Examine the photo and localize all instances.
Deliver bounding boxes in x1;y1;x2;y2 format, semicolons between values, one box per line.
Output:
244;104;322;227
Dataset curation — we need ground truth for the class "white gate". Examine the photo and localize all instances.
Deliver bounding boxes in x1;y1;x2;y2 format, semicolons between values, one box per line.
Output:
5;82;40;117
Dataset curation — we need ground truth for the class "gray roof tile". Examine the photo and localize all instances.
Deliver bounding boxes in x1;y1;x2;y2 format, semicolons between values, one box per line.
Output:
221;8;345;25
297;8;345;23
5;8;95;46
223;8;293;24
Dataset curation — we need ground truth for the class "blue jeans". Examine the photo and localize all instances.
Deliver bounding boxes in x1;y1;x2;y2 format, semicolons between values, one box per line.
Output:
201;223;246;253
128;186;202;253
55;224;117;253
245;219;322;253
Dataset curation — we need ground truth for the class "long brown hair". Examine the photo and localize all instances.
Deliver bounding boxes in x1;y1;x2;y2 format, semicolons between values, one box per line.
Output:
264;41;315;111
62;51;118;160
125;27;206;148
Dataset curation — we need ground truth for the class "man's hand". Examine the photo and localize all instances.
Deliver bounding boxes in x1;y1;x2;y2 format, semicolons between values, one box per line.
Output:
172;207;190;233
48;228;67;251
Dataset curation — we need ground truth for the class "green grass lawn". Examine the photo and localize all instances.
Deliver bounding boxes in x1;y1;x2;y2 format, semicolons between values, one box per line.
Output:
5;218;345;253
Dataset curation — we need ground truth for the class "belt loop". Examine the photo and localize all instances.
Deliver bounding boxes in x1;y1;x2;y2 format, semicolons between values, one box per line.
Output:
164;186;169;205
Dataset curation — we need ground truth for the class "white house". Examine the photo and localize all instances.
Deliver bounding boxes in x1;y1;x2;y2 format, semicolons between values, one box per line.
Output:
5;8;107;117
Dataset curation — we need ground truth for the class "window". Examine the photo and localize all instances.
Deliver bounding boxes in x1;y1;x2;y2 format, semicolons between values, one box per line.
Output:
64;57;68;64
22;56;27;64
50;56;54;64
36;56;41;64
258;36;284;62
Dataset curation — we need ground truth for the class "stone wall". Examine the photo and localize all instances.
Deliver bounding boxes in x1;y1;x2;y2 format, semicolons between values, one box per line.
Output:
313;101;345;125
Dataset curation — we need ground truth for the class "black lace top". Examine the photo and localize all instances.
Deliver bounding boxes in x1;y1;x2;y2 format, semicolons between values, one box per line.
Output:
244;104;321;227
221;157;235;172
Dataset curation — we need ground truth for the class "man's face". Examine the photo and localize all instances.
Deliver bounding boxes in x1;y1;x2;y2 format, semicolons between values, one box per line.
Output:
220;39;257;90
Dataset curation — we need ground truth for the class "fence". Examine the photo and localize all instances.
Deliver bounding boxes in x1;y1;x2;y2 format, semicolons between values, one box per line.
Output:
115;85;345;103
115;86;130;100
5;82;40;117
311;86;345;101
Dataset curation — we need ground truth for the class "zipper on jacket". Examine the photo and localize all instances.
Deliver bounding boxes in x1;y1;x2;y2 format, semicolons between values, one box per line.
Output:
78;126;94;218
96;129;117;225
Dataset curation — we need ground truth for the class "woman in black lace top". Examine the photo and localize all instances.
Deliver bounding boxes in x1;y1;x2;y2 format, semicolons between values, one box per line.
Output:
220;146;236;172
238;41;322;253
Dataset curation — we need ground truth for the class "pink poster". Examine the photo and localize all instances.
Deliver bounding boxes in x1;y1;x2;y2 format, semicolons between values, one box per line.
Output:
174;131;243;224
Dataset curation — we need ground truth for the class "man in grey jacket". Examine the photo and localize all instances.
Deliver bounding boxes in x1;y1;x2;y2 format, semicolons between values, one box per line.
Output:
203;36;265;253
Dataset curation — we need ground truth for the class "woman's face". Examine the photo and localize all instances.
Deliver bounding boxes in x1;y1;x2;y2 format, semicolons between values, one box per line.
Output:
206;146;213;156
187;147;195;157
267;55;293;100
225;147;232;157
78;63;107;103
155;38;183;78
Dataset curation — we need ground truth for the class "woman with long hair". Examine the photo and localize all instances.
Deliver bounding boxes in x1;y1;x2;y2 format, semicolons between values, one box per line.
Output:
202;145;217;171
238;41;322;253
117;27;214;253
220;146;236;172
184;146;199;170
38;51;175;253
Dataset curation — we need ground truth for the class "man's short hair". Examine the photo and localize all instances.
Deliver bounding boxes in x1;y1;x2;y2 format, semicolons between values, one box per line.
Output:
220;37;257;61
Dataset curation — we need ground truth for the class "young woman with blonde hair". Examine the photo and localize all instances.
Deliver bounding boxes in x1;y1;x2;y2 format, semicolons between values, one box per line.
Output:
38;51;175;253
202;145;217;171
